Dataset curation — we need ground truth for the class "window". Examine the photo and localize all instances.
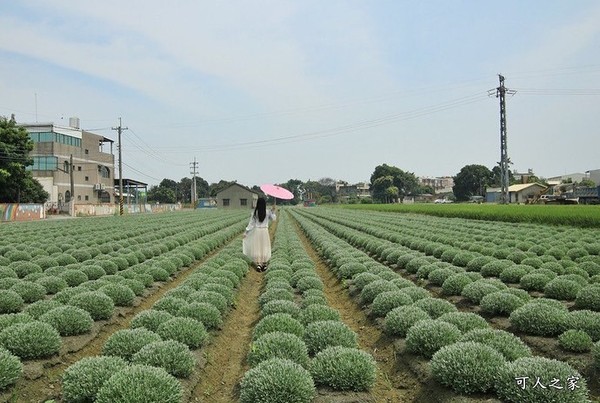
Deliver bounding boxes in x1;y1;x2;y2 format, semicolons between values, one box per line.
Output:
65;191;71;203
84;176;89;181
78;166;82;171
63;161;70;173
98;165;110;178
84;149;89;155
240;198;247;206
27;156;58;171
85;195;89;201
223;198;230;207
77;195;81;201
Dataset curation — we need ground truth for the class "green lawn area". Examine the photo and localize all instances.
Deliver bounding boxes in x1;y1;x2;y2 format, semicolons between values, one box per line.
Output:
343;203;600;228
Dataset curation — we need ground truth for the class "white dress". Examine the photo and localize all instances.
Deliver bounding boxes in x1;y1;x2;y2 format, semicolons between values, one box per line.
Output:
242;210;276;263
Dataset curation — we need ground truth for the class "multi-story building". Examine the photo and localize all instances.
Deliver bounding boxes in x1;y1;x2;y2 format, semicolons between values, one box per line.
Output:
420;176;454;193
21;118;115;209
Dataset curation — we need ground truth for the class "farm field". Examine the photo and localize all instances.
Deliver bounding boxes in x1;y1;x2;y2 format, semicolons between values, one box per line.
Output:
1;207;599;402
345;202;600;228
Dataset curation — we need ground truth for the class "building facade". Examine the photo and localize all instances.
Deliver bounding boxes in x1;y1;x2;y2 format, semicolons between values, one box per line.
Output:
22;120;115;208
216;183;258;209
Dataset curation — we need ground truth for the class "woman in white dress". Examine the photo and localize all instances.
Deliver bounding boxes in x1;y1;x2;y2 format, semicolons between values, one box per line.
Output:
243;197;276;272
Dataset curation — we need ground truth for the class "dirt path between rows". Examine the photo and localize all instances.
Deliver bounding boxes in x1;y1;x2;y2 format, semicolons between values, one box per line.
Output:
290;216;426;403
189;220;276;402
3;239;238;403
190;266;263;402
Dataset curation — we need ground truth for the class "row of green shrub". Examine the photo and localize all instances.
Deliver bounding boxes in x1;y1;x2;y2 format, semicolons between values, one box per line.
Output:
60;238;250;402
291;208;592;402
239;213;376;403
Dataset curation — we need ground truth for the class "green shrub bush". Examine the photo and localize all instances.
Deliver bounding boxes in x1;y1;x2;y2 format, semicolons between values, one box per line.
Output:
459;328;531;361
509;303;569;336
23;300;63;320
80;265;106;280
0;290;23;314
310;346;376;391
261;300;300;318
39;305;93;336
299;305;340;326
480;291;525;316
10;281;46;303
295;276;324;292
304;320;357;355
156;317;207;349
258;289;294;308
68;291;115;321
60;269;89;287
177;302;222;330
248;331;309;368
371;290;412;317
132;340;196;378
253;313;304;341
351;273;380;291
36;276;68;294
401;286;430;301
431;341;506;394
438;312;488;333
428;268;457;287
575;285;600;311
99;284;136;307
412;297;458;319
103;328;162;361
384;305;430;337
405;319;461;358
153;296;188;316
131;309;173;332
11;262;42;278
544;278;583;301
461;281;503;304
337;262;367;279
558;329;593;353
95;364;182;403
569;309;600;341
495;357;589;403
188;291;228;314
239;358;315;403
0;312;34;332
441;273;474;296
519;272;552;292
480;260;514;278
62;356;128;402
0;348;22;390
499;265;532;283
0;321;61;359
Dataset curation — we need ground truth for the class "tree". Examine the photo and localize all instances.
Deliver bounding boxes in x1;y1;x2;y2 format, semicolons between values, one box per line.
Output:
370;164;419;203
0;117;48;203
577;179;596;188
371;176;394;203
453;164;493;201
147;185;176;203
491;166;516;187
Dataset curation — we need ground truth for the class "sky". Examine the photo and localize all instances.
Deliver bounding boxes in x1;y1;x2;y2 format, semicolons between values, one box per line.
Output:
1;1;599;188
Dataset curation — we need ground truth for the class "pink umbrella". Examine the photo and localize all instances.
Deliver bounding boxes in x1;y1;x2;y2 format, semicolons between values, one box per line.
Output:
260;184;294;204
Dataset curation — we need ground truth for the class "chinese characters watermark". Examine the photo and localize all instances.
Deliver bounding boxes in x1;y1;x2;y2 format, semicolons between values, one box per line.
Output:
515;376;580;391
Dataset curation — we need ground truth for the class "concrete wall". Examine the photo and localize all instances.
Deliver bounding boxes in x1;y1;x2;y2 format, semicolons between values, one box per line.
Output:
0;204;46;222
73;203;182;216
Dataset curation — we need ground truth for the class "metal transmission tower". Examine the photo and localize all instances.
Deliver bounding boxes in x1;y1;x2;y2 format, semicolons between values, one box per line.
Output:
190;158;199;207
111;118;128;215
489;75;516;204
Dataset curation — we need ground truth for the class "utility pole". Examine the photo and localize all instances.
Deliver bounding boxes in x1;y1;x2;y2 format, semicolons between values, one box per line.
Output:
190;158;199;208
489;75;516;204
70;154;75;216
112;118;128;215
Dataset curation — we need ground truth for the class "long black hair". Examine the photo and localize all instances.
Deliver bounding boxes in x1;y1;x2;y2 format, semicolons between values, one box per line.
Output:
254;197;267;222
